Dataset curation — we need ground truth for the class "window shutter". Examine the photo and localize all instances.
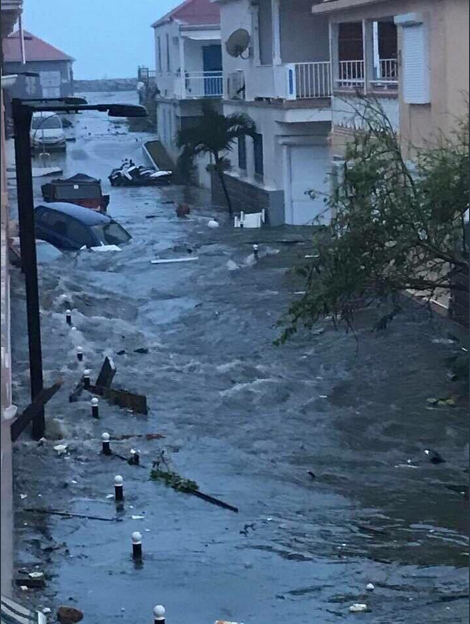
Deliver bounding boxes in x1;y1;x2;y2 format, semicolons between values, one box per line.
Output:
402;23;430;104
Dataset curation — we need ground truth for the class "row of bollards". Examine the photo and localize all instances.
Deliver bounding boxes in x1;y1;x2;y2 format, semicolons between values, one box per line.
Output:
67;308;166;623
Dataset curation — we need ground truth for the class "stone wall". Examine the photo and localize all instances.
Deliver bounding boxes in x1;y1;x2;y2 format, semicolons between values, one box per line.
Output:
73;78;138;92
211;171;285;225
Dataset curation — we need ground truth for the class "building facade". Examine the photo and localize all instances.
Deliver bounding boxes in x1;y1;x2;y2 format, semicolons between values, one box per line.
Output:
2;29;74;100
152;0;223;188
1;0;22;599
311;0;469;158
214;0;334;225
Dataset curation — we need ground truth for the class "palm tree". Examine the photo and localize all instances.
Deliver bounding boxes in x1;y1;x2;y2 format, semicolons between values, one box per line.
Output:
177;102;256;216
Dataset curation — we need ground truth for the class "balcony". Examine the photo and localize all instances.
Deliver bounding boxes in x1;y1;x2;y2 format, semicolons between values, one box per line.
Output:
336;59;398;90
178;71;223;99
287;62;332;100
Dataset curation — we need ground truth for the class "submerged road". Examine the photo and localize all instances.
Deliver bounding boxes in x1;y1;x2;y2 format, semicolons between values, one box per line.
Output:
9;92;469;623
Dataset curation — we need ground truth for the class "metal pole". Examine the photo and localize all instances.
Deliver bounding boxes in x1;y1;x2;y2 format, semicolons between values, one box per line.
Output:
12;99;45;440
18;13;26;65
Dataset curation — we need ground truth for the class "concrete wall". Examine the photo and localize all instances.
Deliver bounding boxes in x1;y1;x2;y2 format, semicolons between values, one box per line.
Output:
154;21;181;98
211;169;285;224
280;0;330;63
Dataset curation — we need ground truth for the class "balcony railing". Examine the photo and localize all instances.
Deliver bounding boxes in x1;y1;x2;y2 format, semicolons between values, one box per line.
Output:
181;71;223;98
337;60;365;88
336;59;398;89
287;62;332;100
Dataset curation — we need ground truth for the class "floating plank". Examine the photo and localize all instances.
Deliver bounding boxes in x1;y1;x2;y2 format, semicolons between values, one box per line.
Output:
95;356;116;389
24;508;118;522
89;384;148;415
11;381;63;442
190;490;238;513
151;257;198;265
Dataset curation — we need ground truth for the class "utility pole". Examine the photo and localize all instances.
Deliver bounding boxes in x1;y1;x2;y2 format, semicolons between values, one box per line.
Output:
12;99;45;440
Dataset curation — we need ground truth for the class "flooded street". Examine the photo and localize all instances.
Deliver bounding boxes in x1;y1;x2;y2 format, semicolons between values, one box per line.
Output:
10;92;469;623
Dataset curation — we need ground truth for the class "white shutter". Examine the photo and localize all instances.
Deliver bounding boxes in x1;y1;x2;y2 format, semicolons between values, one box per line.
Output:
402;23;430;104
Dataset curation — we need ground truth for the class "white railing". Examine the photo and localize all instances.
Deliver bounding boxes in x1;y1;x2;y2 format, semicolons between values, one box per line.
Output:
373;58;398;86
181;71;223;98
286;62;332;99
337;60;365;88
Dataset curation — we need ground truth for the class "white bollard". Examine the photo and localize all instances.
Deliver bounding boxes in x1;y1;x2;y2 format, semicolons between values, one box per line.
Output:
132;531;143;560
76;346;84;362
83;369;91;389
153;605;165;624
66;309;72;326
114;475;124;501
91;397;99;419
101;432;111;456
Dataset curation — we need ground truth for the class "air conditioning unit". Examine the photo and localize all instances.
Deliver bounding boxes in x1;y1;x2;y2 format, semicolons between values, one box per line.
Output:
227;70;245;100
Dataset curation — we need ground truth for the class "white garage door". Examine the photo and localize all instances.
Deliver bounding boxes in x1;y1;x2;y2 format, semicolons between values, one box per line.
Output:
288;145;330;225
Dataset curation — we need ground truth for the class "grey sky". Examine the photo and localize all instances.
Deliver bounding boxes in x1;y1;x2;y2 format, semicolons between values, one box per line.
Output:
23;0;181;79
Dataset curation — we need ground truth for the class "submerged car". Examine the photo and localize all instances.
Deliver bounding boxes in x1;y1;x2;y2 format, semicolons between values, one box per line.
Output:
35;202;132;251
30;113;66;152
9;237;64;267
41;173;110;213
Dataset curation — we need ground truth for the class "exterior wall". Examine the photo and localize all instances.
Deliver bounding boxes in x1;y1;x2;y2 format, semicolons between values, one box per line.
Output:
280;0;330;63
154;21;181;98
220;0;331;101
326;0;469;152
3;59;73;98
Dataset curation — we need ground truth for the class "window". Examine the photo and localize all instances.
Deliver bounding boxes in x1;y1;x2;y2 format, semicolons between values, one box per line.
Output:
67;220;94;248
257;0;273;65
253;133;264;178
166;33;171;72
157;36;162;73
31;115;62;130
238;136;247;171
91;222;131;246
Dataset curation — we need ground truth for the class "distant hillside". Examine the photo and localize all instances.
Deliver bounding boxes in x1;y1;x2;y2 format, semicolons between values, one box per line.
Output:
73;78;138;92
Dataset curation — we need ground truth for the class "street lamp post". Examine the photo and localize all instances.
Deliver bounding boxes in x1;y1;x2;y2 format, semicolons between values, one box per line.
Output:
11;97;147;440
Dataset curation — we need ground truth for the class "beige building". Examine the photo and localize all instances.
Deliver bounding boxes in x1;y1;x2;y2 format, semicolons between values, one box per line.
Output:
311;0;469;157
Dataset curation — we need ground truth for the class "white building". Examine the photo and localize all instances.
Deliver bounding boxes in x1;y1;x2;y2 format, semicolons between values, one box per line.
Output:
152;0;223;188
213;0;333;225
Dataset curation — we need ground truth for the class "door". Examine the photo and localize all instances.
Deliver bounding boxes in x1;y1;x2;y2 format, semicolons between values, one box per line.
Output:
40;71;61;99
287;145;330;225
202;45;222;96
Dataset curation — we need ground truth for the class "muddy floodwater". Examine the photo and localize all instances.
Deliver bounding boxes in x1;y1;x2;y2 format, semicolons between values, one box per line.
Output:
9;92;469;623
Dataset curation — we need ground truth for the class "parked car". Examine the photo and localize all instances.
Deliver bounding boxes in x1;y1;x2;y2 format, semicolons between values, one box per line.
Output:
35;202;132;251
8;237;64;267
41;173;110;213
30;113;66;152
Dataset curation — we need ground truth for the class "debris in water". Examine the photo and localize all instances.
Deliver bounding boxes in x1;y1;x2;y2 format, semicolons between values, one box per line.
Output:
54;444;68;456
349;603;369;613
116;350;126;355
20;494;28;500
24;508;118;522
424;449;446;464
87;384;148;415
307;471;316;480
208;218;219;229
131;515;145;520
134;347;149;354
151;257;199;265
366;583;375;591
3;405;18;421
96;356;116;389
57;605;84;624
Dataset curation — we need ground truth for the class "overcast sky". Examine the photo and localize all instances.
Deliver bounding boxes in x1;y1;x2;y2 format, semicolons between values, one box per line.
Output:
23;0;181;79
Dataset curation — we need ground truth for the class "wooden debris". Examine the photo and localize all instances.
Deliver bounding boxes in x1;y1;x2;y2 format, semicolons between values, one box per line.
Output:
11;381;63;442
88;384;148;415
24;508;118;522
95;356;116;388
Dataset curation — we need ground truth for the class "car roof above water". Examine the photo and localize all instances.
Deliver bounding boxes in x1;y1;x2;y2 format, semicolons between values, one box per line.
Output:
35;201;112;225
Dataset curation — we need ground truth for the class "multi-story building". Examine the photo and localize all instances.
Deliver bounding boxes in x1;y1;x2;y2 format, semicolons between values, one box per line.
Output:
311;0;469;159
213;0;334;225
152;0;223;187
1;0;22;599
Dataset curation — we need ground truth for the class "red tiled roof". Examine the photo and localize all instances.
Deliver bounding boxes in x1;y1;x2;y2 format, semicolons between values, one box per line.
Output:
152;0;220;28
2;30;74;63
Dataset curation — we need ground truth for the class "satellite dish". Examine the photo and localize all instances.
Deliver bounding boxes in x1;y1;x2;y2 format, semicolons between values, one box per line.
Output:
225;29;251;59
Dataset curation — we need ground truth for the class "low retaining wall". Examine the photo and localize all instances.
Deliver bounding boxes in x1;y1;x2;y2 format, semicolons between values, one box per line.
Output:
73;78;138;92
210;171;285;225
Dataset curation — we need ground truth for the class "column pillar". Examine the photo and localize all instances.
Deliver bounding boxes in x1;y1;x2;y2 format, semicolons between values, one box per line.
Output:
363;19;374;93
329;22;340;91
179;36;186;98
272;0;282;65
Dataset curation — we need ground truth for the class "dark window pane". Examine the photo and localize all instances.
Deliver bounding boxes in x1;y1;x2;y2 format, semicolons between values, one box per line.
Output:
67;220;94;247
238;136;247;170
253;133;264;177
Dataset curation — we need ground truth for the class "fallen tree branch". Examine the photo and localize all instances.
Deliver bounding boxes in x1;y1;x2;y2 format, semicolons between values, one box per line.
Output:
24;508;119;522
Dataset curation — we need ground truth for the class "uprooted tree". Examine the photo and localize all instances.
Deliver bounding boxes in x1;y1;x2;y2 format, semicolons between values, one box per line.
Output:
176;102;257;216
278;97;469;342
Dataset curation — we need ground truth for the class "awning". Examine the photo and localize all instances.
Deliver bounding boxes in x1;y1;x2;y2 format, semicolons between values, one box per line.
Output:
182;31;221;41
1;596;46;624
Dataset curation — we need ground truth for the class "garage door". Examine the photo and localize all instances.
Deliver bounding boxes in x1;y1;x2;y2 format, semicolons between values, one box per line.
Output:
288;145;330;225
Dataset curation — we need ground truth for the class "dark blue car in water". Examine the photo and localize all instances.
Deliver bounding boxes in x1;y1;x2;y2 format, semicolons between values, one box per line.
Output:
34;202;131;251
